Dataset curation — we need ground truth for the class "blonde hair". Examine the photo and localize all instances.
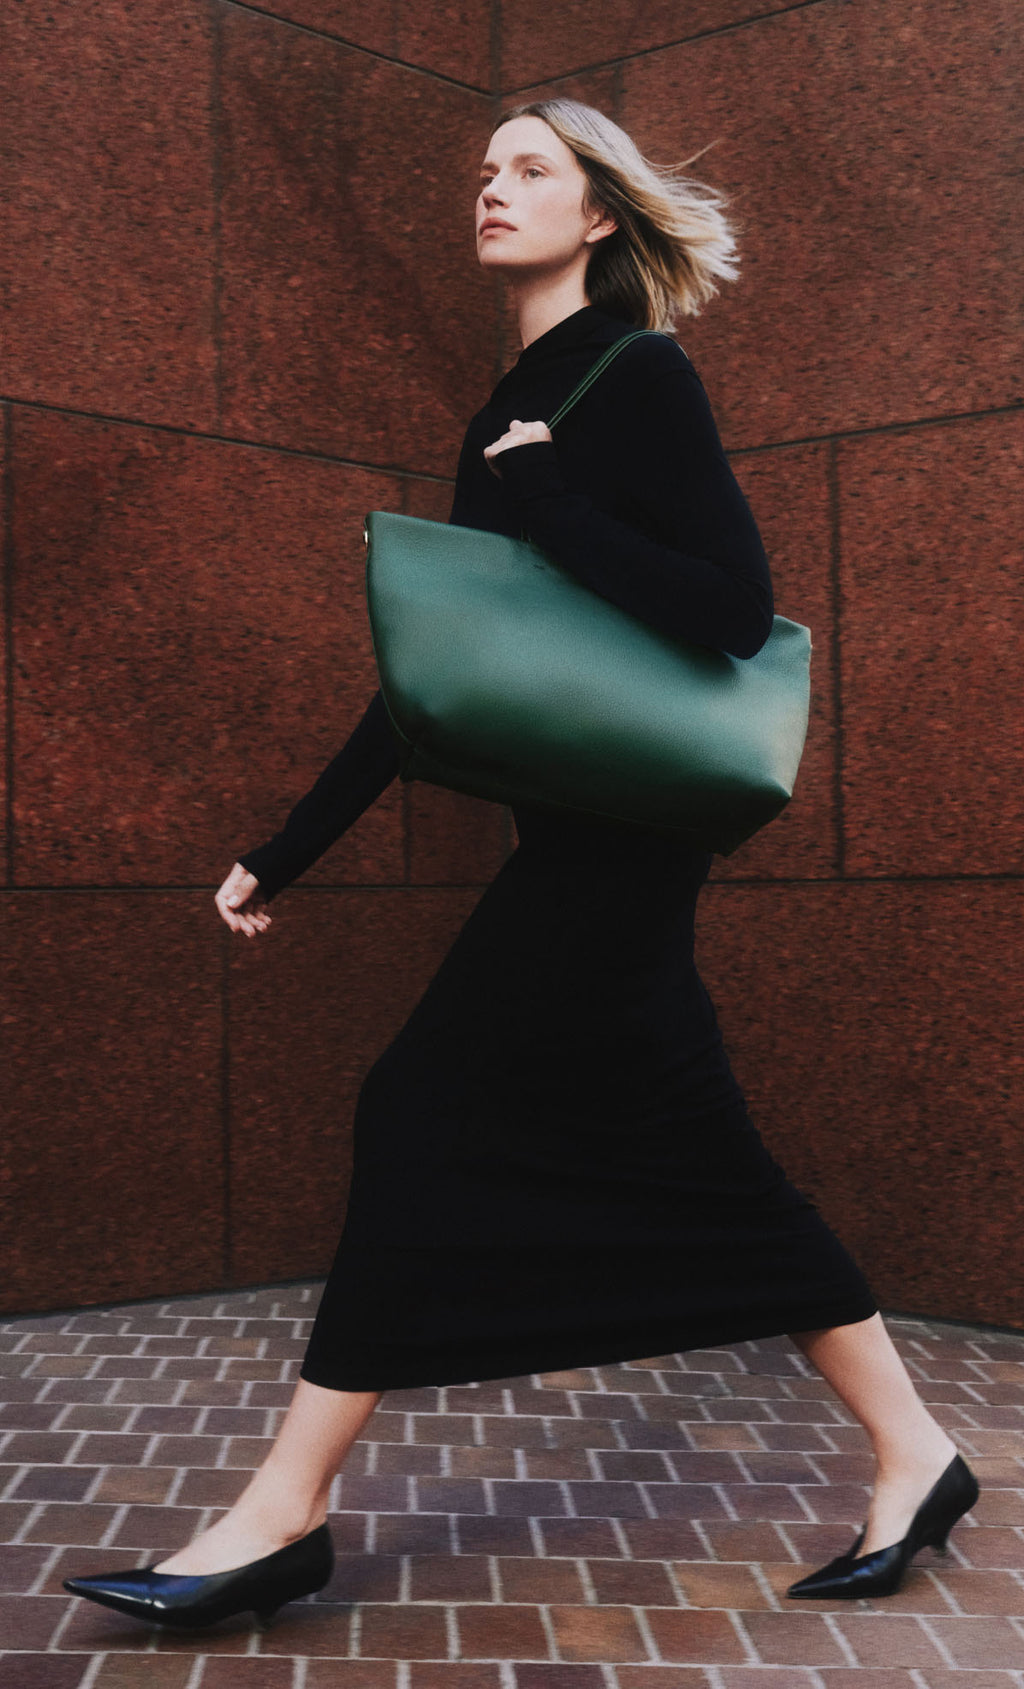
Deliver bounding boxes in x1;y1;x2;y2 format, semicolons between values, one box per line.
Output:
495;98;741;330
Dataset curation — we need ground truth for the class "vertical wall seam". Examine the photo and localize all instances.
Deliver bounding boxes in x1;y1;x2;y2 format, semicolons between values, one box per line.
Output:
221;923;233;1285
210;1;225;430
491;0;503;99
3;404;15;887
826;436;846;879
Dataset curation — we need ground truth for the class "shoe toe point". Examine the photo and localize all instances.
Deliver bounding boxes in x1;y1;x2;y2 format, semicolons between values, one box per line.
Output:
63;1577;101;1598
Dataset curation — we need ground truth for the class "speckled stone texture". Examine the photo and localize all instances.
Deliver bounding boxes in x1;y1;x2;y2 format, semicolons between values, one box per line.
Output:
3;2;500;1315
618;0;1023;449
10;409;404;886
398;0;493;89
0;414;8;886
217;9;496;476
227;888;480;1284
500;0;782;91
696;881;1024;1327
0;893;223;1311
259;0;493;88
502;65;622;124
839;411;1024;877
1;0;218;431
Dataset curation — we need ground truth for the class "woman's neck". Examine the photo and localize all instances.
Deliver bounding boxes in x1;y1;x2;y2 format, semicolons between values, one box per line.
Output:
511;272;593;350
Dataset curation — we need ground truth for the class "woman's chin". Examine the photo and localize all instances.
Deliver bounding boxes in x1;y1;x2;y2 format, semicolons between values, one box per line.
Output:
477;249;517;272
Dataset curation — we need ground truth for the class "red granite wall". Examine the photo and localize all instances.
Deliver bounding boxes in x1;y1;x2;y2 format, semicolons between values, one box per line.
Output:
4;1;1022;1327
2;0;503;1310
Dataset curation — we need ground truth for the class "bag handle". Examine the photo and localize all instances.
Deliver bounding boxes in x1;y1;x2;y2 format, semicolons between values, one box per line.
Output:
515;330;664;542
545;329;662;430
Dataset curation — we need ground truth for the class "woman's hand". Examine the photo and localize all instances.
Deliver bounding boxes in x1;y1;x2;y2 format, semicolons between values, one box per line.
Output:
215;863;272;937
483;419;552;477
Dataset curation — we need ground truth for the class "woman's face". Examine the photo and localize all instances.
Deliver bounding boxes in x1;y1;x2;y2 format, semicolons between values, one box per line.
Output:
476;115;615;277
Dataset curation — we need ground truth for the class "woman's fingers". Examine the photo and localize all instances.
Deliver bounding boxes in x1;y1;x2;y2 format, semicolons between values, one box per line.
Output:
214;863;250;921
214;863;272;936
227;904;271;937
483;419;552;450
483;418;552;462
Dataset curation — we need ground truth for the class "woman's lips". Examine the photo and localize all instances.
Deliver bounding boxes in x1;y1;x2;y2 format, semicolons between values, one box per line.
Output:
480;222;515;234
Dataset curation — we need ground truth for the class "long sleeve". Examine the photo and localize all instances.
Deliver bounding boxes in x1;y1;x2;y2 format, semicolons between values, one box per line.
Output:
236;317;774;897
491;365;773;660
237;689;401;899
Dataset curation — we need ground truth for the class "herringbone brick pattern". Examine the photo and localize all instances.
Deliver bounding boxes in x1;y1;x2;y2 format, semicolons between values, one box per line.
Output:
2;1288;1023;1687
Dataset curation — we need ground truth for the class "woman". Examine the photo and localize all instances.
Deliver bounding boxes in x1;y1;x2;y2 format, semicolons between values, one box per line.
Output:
65;99;977;1630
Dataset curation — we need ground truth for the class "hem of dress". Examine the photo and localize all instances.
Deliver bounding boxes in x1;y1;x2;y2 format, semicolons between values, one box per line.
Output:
298;1294;880;1393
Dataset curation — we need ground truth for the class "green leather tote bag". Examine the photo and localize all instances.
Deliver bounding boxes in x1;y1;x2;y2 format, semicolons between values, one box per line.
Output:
365;333;811;856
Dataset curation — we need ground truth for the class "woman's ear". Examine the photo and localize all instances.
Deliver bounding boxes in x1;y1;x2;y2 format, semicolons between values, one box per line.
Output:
585;207;618;245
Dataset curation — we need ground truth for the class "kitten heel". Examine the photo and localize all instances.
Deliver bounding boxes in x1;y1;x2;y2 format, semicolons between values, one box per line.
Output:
64;1522;334;1630
786;1452;978;1601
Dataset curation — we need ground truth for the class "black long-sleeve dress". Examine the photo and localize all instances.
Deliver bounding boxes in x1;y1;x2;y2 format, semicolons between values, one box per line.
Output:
240;304;877;1391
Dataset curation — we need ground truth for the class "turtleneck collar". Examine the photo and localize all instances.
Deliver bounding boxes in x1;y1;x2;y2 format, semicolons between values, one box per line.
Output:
515;303;628;365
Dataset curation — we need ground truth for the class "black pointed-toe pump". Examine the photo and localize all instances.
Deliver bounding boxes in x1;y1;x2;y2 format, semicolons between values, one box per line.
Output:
63;1522;334;1630
786;1451;979;1601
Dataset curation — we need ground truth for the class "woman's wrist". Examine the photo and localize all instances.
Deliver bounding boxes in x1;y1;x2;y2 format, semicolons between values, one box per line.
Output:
493;438;566;502
235;845;284;902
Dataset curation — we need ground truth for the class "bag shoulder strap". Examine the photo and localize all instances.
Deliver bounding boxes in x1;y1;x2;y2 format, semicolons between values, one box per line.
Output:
545;329;666;430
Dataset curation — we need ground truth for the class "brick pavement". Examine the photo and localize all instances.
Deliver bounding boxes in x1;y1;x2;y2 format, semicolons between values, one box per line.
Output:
2;1286;1024;1688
